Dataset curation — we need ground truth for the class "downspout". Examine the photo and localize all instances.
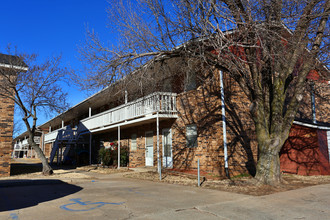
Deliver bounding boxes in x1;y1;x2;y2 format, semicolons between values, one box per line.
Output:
310;82;317;124
219;70;229;178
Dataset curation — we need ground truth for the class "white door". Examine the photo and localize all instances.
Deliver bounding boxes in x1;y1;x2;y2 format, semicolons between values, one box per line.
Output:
145;131;154;166
162;128;173;168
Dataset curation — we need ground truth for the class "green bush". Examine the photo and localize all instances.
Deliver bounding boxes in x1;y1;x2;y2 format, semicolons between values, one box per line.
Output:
98;147;112;166
98;146;129;167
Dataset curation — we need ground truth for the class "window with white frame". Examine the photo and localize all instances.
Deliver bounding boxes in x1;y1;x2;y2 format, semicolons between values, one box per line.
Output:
184;71;196;91
131;134;137;151
186;124;197;147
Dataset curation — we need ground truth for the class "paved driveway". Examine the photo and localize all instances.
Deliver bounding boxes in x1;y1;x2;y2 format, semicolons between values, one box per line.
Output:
0;172;329;220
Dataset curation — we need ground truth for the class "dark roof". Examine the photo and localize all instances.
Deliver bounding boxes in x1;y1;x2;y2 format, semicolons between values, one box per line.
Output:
0;53;28;68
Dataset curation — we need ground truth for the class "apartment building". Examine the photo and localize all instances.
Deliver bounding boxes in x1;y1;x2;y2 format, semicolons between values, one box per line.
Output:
14;53;330;177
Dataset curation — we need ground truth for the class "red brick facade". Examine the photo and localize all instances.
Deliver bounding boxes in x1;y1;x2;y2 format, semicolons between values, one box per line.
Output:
280;124;330;175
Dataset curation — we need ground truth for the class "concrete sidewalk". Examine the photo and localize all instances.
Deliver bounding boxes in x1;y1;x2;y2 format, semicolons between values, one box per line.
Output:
0;173;329;220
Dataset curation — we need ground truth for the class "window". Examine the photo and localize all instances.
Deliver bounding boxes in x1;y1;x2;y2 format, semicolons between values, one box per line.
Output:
131;134;137;151
184;71;196;91
163;129;171;157
163;78;172;92
186;124;197;147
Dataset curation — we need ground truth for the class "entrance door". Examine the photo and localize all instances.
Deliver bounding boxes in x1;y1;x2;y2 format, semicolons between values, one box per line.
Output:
162;128;173;168
145;131;154;166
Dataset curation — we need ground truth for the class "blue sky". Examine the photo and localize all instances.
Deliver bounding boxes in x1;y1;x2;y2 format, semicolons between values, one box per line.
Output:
0;0;113;127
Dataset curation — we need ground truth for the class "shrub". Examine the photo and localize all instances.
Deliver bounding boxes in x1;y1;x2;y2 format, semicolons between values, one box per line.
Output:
98;145;129;167
98;147;113;166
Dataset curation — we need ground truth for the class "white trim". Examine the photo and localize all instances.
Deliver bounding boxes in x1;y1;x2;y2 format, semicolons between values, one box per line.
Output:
0;63;28;71
327;131;330;162
293;121;330;130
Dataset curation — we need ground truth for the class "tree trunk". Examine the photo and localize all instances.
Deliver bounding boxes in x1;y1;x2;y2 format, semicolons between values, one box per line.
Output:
30;141;53;175
254;143;282;185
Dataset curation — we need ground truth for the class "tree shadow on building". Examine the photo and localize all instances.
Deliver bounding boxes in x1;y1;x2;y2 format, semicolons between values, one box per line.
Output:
171;75;257;178
280;124;330;175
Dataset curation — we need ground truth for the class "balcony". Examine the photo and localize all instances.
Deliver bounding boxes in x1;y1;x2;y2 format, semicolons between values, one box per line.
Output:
44;127;77;143
44;92;177;143
81;92;177;132
14;137;40;150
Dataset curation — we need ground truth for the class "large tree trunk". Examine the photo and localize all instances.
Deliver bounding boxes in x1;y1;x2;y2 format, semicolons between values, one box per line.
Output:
254;138;283;185
29;138;53;175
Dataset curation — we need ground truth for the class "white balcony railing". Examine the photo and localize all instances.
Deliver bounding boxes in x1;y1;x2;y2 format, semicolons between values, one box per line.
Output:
14;144;23;150
15;137;41;149
44;129;59;143
21;139;28;146
44;92;177;143
81;92;177;131
44;127;77;143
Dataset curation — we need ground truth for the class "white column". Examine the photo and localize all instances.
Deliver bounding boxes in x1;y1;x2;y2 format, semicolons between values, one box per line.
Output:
118;126;121;169
62;120;64;128
125;91;128;121
89;133;92;165
89;107;92;117
42;132;45;153
157;112;161;179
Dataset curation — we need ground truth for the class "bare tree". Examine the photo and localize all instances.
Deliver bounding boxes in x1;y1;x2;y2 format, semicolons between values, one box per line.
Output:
0;52;69;175
79;0;329;185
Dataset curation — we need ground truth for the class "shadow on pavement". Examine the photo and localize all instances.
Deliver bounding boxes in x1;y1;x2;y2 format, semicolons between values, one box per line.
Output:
10;162;77;176
0;179;82;212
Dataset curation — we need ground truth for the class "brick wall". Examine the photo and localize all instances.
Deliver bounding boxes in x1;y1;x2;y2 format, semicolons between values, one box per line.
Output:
296;80;330;124
280;124;330;175
171;73;258;177
0;78;15;177
90;120;175;167
89;72;259;177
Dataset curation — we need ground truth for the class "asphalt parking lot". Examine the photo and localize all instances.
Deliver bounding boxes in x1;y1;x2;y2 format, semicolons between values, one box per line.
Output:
1;172;330;220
